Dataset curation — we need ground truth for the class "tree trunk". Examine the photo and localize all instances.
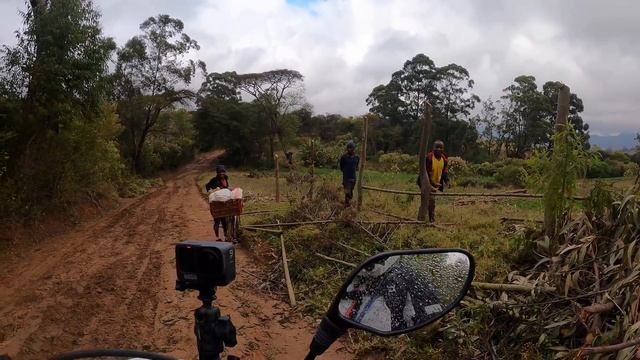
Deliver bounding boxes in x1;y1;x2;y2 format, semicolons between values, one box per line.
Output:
544;84;570;239
417;102;433;221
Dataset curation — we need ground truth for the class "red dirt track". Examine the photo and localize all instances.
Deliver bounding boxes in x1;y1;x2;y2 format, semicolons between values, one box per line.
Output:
0;151;350;360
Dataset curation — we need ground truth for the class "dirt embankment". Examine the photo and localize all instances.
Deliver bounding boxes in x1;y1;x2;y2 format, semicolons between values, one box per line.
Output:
0;151;351;360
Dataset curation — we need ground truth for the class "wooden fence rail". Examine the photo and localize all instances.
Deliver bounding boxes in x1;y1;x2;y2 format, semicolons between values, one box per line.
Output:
361;185;587;200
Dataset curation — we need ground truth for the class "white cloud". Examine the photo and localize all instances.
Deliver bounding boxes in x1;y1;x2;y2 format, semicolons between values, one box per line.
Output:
1;0;639;134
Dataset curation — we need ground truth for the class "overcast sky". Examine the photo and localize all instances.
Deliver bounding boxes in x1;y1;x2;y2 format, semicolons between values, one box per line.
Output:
1;0;639;135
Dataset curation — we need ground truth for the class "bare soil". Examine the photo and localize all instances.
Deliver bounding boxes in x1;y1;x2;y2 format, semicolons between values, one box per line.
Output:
0;151;351;360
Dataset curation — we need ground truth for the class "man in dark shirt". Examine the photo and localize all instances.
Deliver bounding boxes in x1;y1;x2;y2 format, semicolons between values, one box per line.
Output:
339;141;360;207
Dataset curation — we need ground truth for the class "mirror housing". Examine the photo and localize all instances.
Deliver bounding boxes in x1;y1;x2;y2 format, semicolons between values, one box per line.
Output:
306;248;475;359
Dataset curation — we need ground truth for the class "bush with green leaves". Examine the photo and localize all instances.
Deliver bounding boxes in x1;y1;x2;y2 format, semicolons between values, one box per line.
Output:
494;165;528;187
624;162;639;178
300;138;344;167
447;156;470;180
378;152;418;173
586;158;626;178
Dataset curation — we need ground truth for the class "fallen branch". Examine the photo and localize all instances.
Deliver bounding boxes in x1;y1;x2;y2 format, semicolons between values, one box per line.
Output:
336;241;371;257
500;217;544;224
472;282;557;293
582;297;624;314
353;221;384;244
249;219;443;228
361;185;587;200
505;189;528;194
579;336;640;354
248;220;340;228
279;221;297;307
370;209;414;222
241;209;286;216
315;253;357;268
241;226;283;234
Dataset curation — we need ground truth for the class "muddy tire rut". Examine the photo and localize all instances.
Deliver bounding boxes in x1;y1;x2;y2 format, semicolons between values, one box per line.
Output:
0;152;350;359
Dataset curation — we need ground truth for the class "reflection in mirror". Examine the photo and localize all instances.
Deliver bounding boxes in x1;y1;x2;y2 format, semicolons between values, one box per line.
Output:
337;252;471;334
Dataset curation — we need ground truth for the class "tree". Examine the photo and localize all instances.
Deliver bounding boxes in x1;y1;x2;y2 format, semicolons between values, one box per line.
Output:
113;14;201;172
233;69;305;163
0;0;122;218
500;75;551;157
366;54;479;155
474;99;501;157
198;71;240;103
500;76;589;158
194;98;270;166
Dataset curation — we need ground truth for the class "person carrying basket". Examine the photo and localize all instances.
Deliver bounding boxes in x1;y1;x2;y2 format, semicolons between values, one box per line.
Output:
205;165;231;240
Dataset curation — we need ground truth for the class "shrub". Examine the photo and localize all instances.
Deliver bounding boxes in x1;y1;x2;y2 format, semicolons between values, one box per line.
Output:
473;162;498;177
456;176;499;189
624;162;639;178
300;138;343;168
378;152;418;173
494;165;528;187
587;158;626;178
447;156;470;179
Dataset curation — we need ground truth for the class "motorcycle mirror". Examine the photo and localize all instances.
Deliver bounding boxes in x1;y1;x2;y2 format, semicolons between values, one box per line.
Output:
305;249;475;360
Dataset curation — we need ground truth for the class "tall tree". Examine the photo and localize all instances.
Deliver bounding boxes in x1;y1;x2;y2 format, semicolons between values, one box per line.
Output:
500;76;589;157
474;99;501;157
366;54;479;155
500;75;550;157
1;0;116;139
113;14;201;172
0;0;122;217
234;69;304;163
198;71;240;103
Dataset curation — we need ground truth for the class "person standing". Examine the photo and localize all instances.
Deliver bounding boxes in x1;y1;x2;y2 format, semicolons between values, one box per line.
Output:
423;140;449;223
205;165;230;240
339;141;360;207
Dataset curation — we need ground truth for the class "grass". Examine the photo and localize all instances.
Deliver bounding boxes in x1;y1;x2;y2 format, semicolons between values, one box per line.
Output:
200;165;637;358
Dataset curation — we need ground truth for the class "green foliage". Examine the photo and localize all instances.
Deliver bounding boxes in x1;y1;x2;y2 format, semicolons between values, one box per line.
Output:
586;158;626;178
135;110;196;174
366;54;479;156
113;14;201;173
455;176;499;189
494;165;528;187
0;1;127;222
624;162;639;178
1;105;125;219
446;156;470;180
195;98;270;166
298;113;360;142
378;152;418;173
234;69;305;161
527;124;594;237
299;138;343;167
500;78;588;158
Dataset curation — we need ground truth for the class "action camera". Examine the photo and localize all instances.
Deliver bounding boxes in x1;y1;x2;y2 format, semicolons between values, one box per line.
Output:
175;240;236;291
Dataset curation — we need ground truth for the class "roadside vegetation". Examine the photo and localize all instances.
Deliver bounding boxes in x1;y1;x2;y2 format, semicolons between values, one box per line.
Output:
2;1;639;358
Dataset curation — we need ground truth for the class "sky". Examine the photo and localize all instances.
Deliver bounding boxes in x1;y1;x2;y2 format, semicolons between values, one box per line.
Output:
1;0;639;136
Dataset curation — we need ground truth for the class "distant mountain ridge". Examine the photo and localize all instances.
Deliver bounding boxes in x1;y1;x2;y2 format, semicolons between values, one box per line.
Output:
589;133;638;151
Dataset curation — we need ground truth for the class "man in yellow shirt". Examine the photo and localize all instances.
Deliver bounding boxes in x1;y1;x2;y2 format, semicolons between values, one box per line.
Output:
425;140;449;223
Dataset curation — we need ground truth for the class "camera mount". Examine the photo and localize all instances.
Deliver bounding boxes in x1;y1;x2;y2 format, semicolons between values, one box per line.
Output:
194;287;238;360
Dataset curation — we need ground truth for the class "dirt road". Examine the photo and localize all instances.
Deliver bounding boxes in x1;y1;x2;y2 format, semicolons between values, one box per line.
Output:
0;152;351;359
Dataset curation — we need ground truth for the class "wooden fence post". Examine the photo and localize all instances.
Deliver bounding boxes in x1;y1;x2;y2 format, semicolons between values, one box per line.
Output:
275;154;280;202
356;115;369;211
544;84;570;239
417;102;433;221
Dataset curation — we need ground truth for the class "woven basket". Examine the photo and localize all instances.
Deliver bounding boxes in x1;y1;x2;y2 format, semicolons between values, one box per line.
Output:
209;198;243;218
